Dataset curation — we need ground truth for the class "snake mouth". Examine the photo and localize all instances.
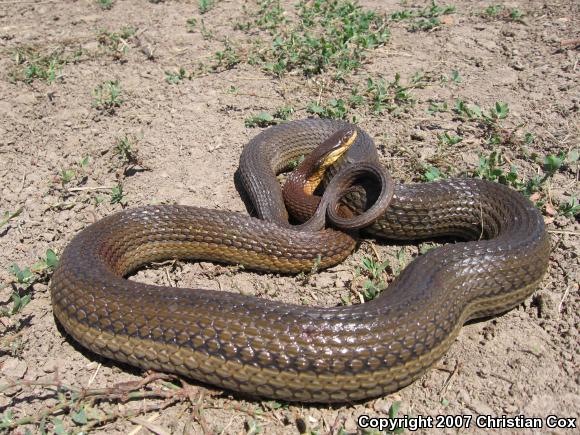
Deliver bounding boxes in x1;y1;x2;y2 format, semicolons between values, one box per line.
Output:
305;127;358;194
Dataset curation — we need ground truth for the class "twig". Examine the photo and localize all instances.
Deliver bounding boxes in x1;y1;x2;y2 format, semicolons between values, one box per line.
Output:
68;185;115;192
87;363;101;387
558;286;571;315
439;360;460;396
367;241;382;263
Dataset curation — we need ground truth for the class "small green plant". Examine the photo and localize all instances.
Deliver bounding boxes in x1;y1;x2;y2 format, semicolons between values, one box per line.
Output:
165;67;189;84
559;197;580;217
450;69;461;83
245;112;277;128
9;47;70;84
97;27;136;59
482;5;503;16
454;99;483;120
288;154;305;170
10;293;30;317
427;101;448;114
213;40;240;70
252;0;287;30
92;80;123;113
543;153;564;177
244;107;294;128
509;8;524;21
9;264;34;287
79;156;90;169
438;131;462;146
357;256;389;301
307;98;348;120
59;169;75;187
97;0;114;10
4;250;58;320
391;0;455;32
113;135;148;170
410;17;441;31
97;0;113;11
199;0;215;14
110;185;127;206
472;150;573;207
0;208;23;230
482;5;524;21
186;17;197;32
386;401;405;434
474;151;520;186
422;165;446;182
365;73;427;115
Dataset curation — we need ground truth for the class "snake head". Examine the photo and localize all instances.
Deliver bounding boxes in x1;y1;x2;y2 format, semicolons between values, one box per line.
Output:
313;127;357;171
286;126;358;196
301;127;357;191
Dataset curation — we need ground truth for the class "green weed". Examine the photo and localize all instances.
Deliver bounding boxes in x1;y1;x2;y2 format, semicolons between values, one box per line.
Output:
391;0;455;31
3;291;31;316
92;80;123;113
97;0;114;10
186;17;198;32
387;401;405;434
482;5;503;16
454;100;514;145
450;69;461;83
8;47;77;84
427;100;448;114
3;250;59;317
473;150;577;215
114;135;139;166
510;9;524;21
422;165;446;182
356;256;389;301
244;107;293;128
165;67;189;84
59;169;75;188
438;131;462;146
244;112;278;128
199;0;215;14
482;5;525;21
249;0;389;79
365;73;428;115
307;98;348;120
543;152;564;177
0;208;23;230
110;185;127;206
307;72;429;121
253;0;287;31
213;40;241;71
97;27;137;59
559;197;580;217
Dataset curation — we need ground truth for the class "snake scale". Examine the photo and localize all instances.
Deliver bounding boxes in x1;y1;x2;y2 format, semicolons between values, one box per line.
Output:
50;119;550;403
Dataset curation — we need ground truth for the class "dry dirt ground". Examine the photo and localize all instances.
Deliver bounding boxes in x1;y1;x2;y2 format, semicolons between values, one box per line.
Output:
0;0;578;434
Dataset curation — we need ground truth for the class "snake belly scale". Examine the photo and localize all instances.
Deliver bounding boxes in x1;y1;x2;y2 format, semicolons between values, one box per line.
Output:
50;119;550;403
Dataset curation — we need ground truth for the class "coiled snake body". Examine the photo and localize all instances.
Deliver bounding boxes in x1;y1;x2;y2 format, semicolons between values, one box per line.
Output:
50;119;550;402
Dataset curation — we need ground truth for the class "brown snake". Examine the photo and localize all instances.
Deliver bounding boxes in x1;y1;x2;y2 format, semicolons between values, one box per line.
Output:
50;119;550;403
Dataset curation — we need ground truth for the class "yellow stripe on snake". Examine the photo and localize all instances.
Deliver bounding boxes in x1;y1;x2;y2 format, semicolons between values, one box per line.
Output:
50;119;550;403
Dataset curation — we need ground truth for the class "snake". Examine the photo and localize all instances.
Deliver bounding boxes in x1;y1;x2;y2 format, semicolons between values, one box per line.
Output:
50;118;550;403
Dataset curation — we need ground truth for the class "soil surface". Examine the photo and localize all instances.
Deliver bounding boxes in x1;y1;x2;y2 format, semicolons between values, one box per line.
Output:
0;0;578;434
